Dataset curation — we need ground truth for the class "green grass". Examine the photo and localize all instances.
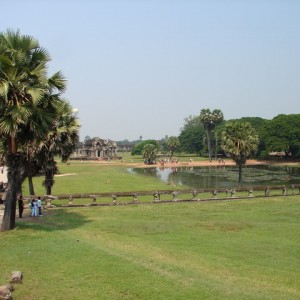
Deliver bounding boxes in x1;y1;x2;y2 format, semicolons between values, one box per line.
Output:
1;196;300;299
21;161;297;206
21;153;213;196
22;162;187;196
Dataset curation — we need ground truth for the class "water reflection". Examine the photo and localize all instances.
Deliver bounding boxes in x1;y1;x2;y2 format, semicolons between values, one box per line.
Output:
127;165;300;188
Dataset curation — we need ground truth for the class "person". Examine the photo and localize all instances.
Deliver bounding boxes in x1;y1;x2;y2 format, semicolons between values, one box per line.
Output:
30;199;37;217
37;196;43;216
18;195;24;218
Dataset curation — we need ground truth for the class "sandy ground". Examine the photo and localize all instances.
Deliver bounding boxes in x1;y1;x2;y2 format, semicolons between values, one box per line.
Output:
75;158;300;169
55;173;77;177
0;166;7;183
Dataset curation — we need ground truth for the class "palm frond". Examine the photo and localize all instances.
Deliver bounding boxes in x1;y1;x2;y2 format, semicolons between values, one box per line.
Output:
29;60;48;79
48;71;67;92
27;87;46;104
32;47;51;62
0;81;9;101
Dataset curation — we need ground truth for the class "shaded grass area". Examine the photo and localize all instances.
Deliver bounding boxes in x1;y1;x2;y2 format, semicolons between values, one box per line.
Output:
1;197;299;299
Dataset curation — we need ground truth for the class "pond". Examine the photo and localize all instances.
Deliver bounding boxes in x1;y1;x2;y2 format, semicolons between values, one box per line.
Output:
128;165;300;189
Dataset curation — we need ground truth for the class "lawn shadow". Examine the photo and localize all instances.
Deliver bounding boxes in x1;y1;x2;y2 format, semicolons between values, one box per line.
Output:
16;209;91;232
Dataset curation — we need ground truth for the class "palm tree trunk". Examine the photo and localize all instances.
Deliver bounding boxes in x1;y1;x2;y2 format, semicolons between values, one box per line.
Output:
1;185;17;231
25;158;37;195
46;184;52;195
44;169;53;195
238;164;242;183
1;153;19;231
214;134;218;160
206;130;212;161
28;175;35;195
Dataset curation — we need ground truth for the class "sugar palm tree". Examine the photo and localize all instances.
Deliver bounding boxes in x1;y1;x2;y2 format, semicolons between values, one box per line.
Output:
26;72;70;195
39;100;80;195
167;136;180;158
143;144;157;165
0;29;51;230
200;109;224;161
221;122;259;183
0;29;69;230
14;71;67;196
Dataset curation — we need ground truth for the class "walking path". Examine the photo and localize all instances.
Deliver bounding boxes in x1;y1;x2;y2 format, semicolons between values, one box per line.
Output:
0;208;3;229
0;166;7;183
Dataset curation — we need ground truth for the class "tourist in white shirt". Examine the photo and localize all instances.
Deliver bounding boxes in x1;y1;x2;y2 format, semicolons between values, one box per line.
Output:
37;196;43;216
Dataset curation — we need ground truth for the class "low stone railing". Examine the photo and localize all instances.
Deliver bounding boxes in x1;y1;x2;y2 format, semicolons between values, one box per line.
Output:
10;184;299;208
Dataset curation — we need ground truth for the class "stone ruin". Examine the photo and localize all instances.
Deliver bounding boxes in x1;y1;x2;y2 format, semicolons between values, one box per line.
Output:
71;137;118;160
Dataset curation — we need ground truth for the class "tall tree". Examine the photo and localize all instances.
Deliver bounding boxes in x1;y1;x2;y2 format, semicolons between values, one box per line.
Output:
131;140;159;155
0;29;74;230
199;109;224;161
40;100;80;195
17;73;68;195
178;115;205;155
167;136;180;158
0;30;52;230
225;117;267;157
260;114;300;158
221;122;259;183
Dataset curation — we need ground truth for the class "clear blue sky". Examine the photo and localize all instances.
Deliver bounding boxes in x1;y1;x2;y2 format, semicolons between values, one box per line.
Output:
2;0;300;141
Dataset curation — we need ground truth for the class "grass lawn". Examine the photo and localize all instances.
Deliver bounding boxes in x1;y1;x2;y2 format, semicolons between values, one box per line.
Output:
1;196;299;299
21;153;212;197
21;161;190;196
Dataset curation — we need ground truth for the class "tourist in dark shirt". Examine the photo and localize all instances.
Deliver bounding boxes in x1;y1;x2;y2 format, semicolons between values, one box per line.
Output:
18;195;24;218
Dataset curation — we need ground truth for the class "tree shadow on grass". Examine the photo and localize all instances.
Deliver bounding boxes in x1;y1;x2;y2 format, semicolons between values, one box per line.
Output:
16;209;91;232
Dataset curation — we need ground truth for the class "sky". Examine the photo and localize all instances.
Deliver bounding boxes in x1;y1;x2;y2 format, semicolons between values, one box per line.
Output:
2;0;300;141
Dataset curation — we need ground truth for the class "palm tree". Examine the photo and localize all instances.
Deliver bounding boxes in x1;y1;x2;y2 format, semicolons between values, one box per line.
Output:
167;136;180;158
199;109;224;161
26;73;71;196
0;29;71;230
40;100;80;195
0;29;51;230
221;122;259;183
143;144;157;165
17;85;66;195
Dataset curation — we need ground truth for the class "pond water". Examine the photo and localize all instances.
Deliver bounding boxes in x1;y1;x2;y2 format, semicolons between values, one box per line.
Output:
128;165;300;189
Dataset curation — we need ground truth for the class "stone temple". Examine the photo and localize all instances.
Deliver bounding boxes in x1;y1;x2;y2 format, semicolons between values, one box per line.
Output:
72;137;118;160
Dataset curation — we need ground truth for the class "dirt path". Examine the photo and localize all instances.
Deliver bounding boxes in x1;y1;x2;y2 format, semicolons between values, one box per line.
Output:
0;166;7;183
76;159;300;169
0;209;3;223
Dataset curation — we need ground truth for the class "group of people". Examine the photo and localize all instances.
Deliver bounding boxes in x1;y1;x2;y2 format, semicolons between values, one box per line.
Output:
18;195;43;218
30;197;43;217
159;158;179;166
